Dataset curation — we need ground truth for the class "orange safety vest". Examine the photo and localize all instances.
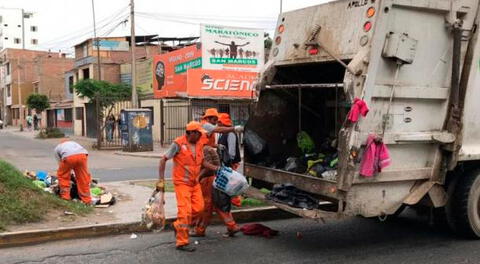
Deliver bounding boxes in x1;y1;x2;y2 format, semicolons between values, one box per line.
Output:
172;135;205;186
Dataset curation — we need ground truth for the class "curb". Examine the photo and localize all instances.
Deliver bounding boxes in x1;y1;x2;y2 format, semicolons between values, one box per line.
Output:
114;151;162;159
0;207;294;248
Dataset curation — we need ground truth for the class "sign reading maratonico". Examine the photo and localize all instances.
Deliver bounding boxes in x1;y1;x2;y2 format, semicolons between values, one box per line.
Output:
201;24;264;72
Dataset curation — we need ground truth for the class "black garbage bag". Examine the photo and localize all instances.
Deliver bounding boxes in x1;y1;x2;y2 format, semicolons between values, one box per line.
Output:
244;130;266;156
266;183;319;210
213;188;232;213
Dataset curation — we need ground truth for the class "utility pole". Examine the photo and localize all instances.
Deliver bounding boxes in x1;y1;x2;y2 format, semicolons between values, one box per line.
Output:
91;0;102;81
130;0;138;108
280;0;283;14
17;58;23;131
92;0;103;147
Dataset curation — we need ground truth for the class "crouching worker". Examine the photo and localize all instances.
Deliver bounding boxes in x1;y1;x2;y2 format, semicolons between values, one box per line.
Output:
54;139;92;205
157;121;217;252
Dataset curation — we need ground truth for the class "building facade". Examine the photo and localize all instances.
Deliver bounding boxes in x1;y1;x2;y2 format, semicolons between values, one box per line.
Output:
0;48;73;126
0;8;40;50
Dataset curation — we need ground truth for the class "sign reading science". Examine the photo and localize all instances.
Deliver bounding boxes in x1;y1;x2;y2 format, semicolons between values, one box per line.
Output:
186;68;257;98
201;24;264;72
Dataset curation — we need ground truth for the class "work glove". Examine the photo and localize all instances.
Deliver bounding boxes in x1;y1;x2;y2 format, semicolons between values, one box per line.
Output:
156;179;165;192
234;125;244;133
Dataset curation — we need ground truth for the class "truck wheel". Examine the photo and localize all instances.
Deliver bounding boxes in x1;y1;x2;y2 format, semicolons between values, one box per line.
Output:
450;169;480;238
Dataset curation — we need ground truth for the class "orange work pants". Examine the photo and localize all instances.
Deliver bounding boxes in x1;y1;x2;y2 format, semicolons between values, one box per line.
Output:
57;154;92;204
194;176;238;235
173;183;204;247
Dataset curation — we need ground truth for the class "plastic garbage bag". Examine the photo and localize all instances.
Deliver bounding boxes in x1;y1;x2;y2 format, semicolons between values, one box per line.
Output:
36;170;48;182
142;190;166;231
213;166;249;197
285;157;300;172
308;163;327;177
32;180;46;189
244;130;266;156
297;131;315;154
213;188;232;212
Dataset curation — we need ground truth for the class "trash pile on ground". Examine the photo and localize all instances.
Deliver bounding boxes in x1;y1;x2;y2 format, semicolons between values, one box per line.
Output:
23;170;116;207
266;183;320;210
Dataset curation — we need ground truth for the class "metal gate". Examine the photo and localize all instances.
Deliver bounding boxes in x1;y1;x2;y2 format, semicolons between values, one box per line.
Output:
85;103;97;138
161;99;252;145
98;100;132;150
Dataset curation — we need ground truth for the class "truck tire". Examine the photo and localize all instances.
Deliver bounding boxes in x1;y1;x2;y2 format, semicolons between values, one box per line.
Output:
450;169;480;238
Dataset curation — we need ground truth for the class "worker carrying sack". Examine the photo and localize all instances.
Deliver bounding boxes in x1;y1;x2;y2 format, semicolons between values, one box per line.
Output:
213;166;249;197
142;190;166;231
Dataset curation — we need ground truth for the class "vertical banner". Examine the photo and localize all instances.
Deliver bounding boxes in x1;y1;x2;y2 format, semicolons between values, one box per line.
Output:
201;24;264;72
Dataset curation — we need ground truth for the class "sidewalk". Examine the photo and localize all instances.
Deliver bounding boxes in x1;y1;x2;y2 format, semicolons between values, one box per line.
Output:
115;148;167;159
5;180;177;233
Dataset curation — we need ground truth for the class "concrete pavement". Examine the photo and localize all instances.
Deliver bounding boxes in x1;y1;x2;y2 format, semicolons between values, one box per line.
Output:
0;128;168;182
2;210;480;264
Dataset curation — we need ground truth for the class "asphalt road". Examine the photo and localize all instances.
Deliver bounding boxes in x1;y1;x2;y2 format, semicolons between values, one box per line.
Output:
2;212;480;264
0;130;169;182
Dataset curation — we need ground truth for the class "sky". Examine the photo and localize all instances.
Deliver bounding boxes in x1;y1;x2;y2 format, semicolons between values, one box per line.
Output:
0;0;331;55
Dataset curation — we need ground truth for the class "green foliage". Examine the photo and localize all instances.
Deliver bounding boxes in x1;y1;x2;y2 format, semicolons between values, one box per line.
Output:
36;128;65;139
26;94;50;113
73;79;131;109
264;33;273;50
0;160;92;231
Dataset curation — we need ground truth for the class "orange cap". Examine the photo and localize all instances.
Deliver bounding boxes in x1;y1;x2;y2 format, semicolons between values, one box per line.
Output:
218;113;232;126
203;108;219;119
186;121;202;132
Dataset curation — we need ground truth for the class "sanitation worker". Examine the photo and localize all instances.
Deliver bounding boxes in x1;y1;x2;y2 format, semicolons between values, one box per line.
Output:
157;121;218;252
54;139;92;204
201;108;243;147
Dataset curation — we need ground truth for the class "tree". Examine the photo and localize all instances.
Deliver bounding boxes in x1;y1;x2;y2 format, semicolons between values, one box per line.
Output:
73;79;131;110
74;79;132;143
26;94;50;113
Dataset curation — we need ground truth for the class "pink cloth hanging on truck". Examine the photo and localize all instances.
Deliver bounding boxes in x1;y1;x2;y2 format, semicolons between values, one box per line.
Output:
348;98;369;123
360;134;391;177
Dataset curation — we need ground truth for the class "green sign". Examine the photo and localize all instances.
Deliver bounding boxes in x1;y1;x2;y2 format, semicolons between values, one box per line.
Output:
210;58;258;65
174;58;202;74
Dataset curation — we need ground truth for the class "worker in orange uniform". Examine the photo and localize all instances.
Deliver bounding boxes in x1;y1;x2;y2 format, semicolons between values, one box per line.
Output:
54;139;92;204
157;121;219;252
201;108;243;147
192;111;243;238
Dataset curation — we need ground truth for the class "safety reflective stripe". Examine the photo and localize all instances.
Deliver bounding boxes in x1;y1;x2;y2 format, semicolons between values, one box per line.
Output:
60;188;70;194
176;224;189;229
184;165;190;183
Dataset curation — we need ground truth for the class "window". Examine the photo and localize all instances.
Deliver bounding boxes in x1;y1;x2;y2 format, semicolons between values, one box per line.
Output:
6;62;10;75
64;109;73;122
31;39;38;45
68;76;74;94
82;68;90;79
14;38;21;44
75;107;83;120
6;84;11;97
30;26;37;32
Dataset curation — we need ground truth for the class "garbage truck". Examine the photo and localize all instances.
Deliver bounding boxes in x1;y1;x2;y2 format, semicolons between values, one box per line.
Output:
244;0;480;238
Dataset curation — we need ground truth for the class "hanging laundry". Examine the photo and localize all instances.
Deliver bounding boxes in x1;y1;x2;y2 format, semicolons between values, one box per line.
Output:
240;223;279;238
360;134;391;177
347;98;369;123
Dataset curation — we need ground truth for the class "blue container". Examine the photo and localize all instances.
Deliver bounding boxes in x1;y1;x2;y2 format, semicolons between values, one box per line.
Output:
120;109;153;152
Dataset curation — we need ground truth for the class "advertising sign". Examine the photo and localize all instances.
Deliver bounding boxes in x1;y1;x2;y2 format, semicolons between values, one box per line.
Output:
186;68;257;98
201;24;264;72
153;44;202;98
